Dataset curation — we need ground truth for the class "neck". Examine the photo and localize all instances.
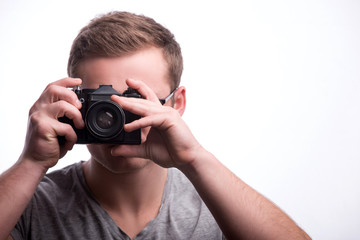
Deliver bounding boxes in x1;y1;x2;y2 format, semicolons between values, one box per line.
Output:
82;158;168;214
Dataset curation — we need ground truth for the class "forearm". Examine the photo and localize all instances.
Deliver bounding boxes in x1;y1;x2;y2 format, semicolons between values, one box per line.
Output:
0;156;47;239
0;78;81;239
179;149;311;240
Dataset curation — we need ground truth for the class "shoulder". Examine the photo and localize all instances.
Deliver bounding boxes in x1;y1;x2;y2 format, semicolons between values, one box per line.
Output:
32;162;91;209
12;162;120;239
166;168;201;203
167;167;195;191
37;162;83;195
153;168;224;239
43;161;82;185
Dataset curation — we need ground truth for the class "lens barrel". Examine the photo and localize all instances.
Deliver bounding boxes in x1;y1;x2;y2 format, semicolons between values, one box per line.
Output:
85;101;125;140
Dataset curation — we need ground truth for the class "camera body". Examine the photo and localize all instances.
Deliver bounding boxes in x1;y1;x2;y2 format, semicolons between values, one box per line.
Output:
59;85;141;145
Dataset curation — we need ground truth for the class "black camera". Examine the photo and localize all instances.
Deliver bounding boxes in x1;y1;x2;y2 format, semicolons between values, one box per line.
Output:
59;85;141;145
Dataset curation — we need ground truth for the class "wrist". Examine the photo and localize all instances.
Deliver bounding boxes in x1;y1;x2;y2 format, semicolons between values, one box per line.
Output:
17;154;49;180
177;146;216;178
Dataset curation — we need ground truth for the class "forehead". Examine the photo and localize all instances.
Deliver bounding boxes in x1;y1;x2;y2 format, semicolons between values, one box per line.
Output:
78;47;171;94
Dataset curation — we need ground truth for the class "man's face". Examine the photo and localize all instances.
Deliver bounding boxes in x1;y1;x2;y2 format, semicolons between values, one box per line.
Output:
78;47;172;174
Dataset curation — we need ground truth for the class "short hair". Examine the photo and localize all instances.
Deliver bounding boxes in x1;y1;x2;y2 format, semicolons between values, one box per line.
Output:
67;11;183;89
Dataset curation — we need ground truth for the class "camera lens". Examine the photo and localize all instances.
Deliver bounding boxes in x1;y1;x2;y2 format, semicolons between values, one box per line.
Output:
96;110;115;129
86;101;125;140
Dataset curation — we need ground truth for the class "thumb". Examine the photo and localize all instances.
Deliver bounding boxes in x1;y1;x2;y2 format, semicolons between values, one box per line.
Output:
111;145;146;158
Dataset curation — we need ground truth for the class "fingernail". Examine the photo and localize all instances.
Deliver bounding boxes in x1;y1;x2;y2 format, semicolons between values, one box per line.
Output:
72;78;82;84
76;100;82;108
127;78;138;84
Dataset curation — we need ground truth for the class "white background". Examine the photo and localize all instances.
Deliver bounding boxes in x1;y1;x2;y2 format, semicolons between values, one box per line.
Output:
1;0;360;239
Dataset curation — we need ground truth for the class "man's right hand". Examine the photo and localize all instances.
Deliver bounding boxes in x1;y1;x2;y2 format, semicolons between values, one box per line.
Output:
0;78;85;240
20;78;84;170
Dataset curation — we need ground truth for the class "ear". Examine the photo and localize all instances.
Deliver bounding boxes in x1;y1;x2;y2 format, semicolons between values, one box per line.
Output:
173;86;186;116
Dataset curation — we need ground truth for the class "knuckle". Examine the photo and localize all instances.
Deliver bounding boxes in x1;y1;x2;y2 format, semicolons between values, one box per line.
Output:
45;84;59;96
69;90;79;103
28;111;40;125
61;124;77;142
45;82;53;90
29;103;38;115
28;112;47;134
45;82;57;92
61;122;71;132
166;107;179;117
56;101;71;118
56;100;67;109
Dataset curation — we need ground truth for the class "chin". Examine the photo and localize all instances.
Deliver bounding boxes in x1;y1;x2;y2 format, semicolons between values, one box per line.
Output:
96;156;152;174
86;143;152;174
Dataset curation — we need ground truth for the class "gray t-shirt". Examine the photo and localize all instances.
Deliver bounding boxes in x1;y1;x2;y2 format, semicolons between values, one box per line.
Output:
11;162;224;239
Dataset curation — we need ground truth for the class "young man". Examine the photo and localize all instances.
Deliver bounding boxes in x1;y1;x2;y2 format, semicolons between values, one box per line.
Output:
0;12;310;239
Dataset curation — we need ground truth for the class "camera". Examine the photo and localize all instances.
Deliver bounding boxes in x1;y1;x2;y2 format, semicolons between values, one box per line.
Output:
59;85;141;145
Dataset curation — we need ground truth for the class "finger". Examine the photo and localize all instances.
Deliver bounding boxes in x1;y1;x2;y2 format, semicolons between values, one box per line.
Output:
45;101;84;129
125;78;160;103
48;77;82;88
29;113;77;151
54;120;78;152
54;119;78;141
124;113;172;132
111;95;175;132
41;84;82;108
111;95;162;117
111;144;146;158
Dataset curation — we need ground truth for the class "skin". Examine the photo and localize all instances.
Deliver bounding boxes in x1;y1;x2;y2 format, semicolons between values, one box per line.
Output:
0;47;311;240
